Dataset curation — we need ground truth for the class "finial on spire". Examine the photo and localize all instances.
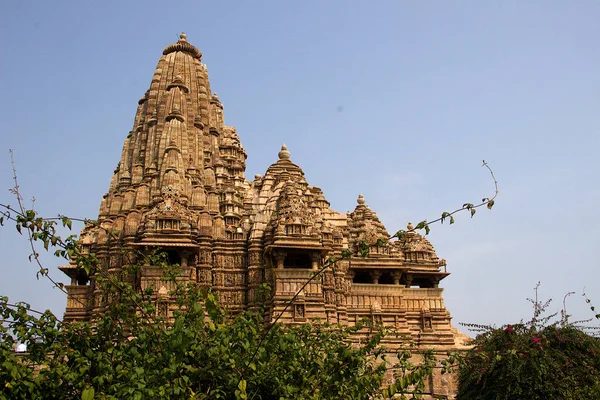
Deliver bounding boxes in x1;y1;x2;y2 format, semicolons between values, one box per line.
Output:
278;144;290;160
163;32;202;59
357;193;365;205
407;222;414;230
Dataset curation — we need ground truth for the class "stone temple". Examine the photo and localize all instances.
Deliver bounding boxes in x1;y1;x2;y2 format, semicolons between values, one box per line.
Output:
60;33;468;397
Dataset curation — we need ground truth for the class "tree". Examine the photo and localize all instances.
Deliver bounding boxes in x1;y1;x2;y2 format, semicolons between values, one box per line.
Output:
457;288;600;399
1;285;388;399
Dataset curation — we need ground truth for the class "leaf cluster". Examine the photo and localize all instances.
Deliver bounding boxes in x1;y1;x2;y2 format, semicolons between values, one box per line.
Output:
1;282;391;400
458;323;600;399
380;348;437;399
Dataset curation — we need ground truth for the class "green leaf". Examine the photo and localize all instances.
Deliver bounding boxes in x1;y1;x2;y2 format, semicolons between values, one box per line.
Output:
470;208;476;218
61;216;73;230
441;212;450;224
487;199;495;210
82;387;95;400
449;216;455;225
415;220;429;235
358;240;370;258
394;230;406;240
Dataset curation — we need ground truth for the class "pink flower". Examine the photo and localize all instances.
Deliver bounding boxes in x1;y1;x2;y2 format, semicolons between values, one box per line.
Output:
532;337;541;344
505;325;514;333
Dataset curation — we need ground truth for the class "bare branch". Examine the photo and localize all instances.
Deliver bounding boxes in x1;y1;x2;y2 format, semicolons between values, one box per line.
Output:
8;150;69;297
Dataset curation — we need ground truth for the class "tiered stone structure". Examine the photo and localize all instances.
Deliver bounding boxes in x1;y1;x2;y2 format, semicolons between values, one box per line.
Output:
60;34;468;398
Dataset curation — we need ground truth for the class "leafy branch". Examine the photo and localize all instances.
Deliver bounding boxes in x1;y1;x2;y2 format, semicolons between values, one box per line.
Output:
393;160;498;240
2;149;71;296
2;151;177;327
240;255;343;384
583;288;600;320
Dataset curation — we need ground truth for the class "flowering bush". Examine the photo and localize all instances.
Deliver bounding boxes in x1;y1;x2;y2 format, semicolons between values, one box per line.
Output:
458;323;600;399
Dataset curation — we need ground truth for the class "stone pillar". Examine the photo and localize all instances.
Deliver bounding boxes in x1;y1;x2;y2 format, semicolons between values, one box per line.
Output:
274;251;286;269
370;270;382;284
311;253;320;270
404;273;413;288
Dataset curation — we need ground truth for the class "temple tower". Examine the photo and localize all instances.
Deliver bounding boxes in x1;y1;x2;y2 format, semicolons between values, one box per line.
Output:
60;34;468;396
61;33;250;316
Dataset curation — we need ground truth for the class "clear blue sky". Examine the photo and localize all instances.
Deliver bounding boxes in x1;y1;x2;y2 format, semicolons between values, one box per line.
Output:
1;1;598;331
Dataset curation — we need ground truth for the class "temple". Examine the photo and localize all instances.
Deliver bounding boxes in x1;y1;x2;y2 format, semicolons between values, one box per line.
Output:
60;33;468;397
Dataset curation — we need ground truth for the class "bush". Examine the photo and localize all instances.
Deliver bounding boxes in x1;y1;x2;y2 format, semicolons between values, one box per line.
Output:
1;286;387;400
458;323;600;399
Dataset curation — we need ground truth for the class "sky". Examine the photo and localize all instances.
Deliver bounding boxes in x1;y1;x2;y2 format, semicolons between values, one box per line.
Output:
1;1;599;333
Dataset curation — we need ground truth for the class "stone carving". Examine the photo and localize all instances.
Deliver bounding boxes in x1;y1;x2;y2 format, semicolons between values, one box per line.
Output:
294;303;305;320
59;33;468;399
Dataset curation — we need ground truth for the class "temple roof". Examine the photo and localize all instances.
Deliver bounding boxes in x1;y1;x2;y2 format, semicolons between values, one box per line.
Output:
72;33;444;271
163;33;202;59
347;193;390;245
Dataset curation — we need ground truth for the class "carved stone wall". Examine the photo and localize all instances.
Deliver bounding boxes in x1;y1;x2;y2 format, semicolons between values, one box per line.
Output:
60;33;469;398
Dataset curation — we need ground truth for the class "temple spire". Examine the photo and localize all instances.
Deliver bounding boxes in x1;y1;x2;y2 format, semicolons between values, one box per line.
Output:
74;33;248;250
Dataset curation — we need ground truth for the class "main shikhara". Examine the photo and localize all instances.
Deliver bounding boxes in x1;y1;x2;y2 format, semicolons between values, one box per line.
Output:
60;33;467;355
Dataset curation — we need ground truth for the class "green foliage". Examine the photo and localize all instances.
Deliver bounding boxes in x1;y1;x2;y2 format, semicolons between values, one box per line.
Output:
584;291;600;320
414;220;430;235
357;240;370;257
1;285;390;400
393;229;406;240
458;322;600;399
381;348;437;399
440;212;454;225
